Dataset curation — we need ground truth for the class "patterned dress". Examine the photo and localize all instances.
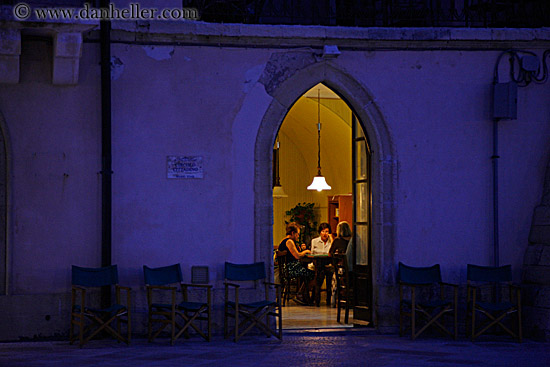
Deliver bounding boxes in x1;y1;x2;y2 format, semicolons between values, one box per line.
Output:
278;238;315;280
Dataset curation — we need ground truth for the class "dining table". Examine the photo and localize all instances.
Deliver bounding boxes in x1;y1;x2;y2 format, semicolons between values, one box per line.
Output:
304;253;333;307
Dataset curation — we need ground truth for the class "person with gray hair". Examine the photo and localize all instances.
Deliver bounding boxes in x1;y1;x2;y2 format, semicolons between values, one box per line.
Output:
329;221;352;256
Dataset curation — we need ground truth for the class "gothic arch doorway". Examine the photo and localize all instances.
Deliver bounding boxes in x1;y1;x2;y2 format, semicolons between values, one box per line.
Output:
253;61;396;330
272;83;372;327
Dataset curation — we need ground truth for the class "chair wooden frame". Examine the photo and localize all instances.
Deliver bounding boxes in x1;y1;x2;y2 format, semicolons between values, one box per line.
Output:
144;264;212;345
466;264;522;342
276;250;300;306
398;262;458;340
333;254;353;324
224;262;282;342
70;265;131;347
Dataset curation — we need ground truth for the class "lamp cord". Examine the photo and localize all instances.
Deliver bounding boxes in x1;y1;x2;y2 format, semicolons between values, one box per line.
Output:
317;89;322;175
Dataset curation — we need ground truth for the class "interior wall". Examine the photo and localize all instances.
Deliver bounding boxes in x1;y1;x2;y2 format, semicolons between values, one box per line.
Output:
273;84;352;247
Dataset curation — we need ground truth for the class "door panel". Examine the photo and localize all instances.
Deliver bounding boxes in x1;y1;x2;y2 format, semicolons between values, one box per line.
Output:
352;114;372;325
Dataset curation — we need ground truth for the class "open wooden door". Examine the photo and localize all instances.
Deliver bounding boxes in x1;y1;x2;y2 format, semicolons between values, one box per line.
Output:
351;114;372;326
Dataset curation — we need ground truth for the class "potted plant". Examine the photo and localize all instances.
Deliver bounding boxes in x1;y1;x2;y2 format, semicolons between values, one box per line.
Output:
285;202;318;248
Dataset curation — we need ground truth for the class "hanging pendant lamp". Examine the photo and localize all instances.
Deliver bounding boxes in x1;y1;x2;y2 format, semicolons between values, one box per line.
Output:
307;89;332;192
273;139;288;198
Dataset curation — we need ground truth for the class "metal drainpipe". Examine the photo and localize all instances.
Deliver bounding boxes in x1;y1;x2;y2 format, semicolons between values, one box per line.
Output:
100;2;112;307
492;118;500;268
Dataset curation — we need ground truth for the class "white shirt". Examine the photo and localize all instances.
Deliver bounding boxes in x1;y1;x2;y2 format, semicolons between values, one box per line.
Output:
311;236;332;255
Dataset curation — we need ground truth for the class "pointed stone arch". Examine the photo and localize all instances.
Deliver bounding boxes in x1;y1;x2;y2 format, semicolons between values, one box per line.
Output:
253;59;397;328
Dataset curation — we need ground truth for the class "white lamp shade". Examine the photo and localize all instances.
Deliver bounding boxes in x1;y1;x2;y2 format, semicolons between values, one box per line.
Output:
307;175;332;191
272;185;288;198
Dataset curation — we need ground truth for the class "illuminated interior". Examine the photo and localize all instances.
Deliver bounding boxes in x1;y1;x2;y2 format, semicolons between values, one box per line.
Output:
273;83;352;246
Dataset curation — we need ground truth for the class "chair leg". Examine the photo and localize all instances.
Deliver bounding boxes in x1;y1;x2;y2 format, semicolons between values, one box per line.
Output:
344;285;350;324
224;304;228;339
170;309;176;345
207;294;212;342
278;304;282;340
399;307;403;337
471;307;476;341
234;304;239;342
147;308;153;342
127;312;131;344
79;315;84;347
411;306;416;340
453;306;458;340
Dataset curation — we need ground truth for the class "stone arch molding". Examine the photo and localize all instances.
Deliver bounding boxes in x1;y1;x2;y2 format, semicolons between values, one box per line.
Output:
247;58;397;326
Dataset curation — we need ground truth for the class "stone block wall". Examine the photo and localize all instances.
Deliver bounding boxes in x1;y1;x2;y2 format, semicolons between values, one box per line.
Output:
523;158;550;340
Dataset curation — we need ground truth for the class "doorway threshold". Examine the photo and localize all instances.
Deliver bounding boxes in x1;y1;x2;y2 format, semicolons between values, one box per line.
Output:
283;300;359;330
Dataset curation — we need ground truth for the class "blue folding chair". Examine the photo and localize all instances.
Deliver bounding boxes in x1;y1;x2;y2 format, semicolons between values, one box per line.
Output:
467;264;522;342
224;262;282;342
398;262;458;340
143;264;212;344
70;265;131;347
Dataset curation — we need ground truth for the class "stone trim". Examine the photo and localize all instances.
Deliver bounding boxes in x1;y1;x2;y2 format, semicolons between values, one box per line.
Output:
0;18;96;85
104;21;550;50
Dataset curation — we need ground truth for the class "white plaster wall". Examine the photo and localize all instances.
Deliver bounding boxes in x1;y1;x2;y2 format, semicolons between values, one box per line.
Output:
108;44;549;287
337;50;550;282
0;27;548;334
0;39;101;294
109;44;274;285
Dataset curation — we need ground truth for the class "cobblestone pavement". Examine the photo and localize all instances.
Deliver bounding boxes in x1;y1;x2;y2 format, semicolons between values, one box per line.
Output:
0;330;549;367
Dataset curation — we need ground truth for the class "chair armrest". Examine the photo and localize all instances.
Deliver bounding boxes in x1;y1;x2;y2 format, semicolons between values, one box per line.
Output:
440;282;458;288
145;285;178;291
264;281;281;288
72;285;86;292
398;281;424;288
224;282;240;288
180;283;213;289
180;283;212;303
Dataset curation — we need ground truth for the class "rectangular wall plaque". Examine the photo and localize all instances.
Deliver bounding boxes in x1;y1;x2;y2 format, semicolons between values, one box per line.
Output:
167;156;203;179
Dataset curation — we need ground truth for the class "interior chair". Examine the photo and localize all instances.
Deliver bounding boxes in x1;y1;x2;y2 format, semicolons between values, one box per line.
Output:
466;264;522;342
312;257;334;307
143;264;212;345
333;254;353;324
398;262;458;340
70;265;131;347
276;250;300;306
224;262;282;342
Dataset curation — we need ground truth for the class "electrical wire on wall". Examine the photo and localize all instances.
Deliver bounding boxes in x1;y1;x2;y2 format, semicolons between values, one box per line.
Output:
494;49;550;86
491;49;550;268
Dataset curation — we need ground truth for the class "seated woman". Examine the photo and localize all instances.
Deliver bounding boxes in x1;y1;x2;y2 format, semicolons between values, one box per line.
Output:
277;222;315;304
329;221;352;256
